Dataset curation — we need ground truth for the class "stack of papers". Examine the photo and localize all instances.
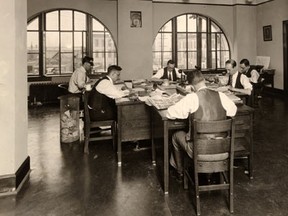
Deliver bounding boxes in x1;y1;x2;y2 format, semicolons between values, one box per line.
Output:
148;93;183;110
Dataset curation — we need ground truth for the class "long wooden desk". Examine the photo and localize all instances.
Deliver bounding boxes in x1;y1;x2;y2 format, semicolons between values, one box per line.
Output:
151;104;254;194
116;99;151;166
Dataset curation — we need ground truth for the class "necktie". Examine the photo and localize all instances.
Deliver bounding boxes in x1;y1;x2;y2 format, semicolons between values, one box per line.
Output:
168;72;172;81
228;75;232;86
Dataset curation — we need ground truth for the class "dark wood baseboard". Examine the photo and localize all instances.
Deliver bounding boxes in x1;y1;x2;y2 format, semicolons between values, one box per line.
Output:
263;87;288;97
0;156;30;197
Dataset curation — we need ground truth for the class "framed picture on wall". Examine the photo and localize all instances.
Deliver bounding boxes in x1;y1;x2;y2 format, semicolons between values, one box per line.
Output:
130;11;142;28
263;25;272;41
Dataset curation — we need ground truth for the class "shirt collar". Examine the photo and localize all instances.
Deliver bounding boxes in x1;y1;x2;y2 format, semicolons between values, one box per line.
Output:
106;75;113;83
196;86;207;92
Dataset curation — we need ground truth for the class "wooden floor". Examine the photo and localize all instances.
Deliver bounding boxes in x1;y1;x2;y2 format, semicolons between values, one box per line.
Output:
1;93;288;216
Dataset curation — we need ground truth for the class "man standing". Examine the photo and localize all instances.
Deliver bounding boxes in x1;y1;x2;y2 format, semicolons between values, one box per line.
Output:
152;60;181;81
88;65;129;121
166;70;237;182
68;56;93;93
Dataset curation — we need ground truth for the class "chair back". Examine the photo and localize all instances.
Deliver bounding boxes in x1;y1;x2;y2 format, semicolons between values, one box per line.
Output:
191;117;235;173
58;83;69;95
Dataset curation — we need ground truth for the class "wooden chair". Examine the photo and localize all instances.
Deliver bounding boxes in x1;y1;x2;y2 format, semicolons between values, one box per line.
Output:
183;117;235;216
83;91;116;154
57;83;69;95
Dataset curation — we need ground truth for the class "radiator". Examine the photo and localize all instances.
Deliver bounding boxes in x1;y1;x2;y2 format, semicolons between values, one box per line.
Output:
29;82;68;105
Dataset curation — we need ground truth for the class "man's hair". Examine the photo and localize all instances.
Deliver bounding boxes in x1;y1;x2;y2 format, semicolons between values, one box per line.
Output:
107;65;122;74
240;59;250;66
188;69;205;86
225;59;237;68
82;56;94;66
167;60;175;65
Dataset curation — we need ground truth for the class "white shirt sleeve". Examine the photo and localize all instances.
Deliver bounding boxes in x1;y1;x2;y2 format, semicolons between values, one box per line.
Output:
175;68;182;79
240;74;253;90
152;68;165;79
250;69;260;83
96;79;126;99
218;92;237;117
166;93;199;119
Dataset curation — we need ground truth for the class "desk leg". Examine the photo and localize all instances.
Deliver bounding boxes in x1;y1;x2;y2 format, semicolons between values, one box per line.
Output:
164;121;169;194
117;107;122;167
151;110;156;166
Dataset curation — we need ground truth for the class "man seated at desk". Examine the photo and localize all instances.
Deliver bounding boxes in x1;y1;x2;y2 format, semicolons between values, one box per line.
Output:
239;58;260;84
152;60;181;81
88;65;129;121
68;56;93;94
166;69;237;182
225;59;253;96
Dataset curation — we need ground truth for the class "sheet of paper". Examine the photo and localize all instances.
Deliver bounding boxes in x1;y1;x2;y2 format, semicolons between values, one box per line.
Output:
256;56;270;69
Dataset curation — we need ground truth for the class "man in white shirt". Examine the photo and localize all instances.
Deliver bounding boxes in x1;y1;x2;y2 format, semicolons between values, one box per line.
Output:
239;59;260;84
226;59;253;95
166;70;237;182
152;60;181;81
68;56;93;93
88;65;129;121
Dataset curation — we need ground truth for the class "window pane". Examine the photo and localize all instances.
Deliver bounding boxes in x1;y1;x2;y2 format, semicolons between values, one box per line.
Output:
220;51;230;68
61;53;73;74
201;34;207;68
45;32;59;75
46;11;59;30
220;34;229;50
61;32;73;52
188;52;197;69
188;33;197;51
211;21;221;32
188;15;196;32
74;11;86;31
93;19;104;31
153;34;162;51
211;51;216;68
211;33;216;50
60;10;72;30
74;54;82;70
74;32;83;51
93;52;105;72
177;15;186;32
106;52;117;69
28;18;38;30
27;54;39;75
27;32;39;53
153;52;162;71
105;33;116;52
163;52;172;66
217;34;221;51
161;21;172;32
93;32;104;51
177;52;187;69
177;33;186;51
162;33;172;51
199;16;207;32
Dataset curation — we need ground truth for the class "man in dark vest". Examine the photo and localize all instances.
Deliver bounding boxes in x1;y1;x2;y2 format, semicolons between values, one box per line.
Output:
166;70;237;182
226;59;252;96
152;60;181;81
239;58;260;84
88;65;129;121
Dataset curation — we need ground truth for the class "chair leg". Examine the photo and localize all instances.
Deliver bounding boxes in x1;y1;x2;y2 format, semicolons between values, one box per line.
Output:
248;155;253;179
112;122;116;151
229;170;234;213
84;126;90;154
194;169;201;215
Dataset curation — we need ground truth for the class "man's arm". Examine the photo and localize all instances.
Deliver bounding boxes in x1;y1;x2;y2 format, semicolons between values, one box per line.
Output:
250;69;260;83
175;68;182;79
218;92;237;117
166;93;198;119
96;79;127;99
152;68;164;79
229;74;252;95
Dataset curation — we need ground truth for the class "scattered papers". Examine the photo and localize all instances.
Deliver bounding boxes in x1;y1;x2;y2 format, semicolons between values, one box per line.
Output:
148;93;183;110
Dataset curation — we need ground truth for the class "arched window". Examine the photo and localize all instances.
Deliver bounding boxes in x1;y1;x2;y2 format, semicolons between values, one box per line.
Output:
153;13;230;72
27;9;117;77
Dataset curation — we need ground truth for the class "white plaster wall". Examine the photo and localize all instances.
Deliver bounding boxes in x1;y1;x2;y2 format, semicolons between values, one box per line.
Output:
257;0;288;90
0;0;27;175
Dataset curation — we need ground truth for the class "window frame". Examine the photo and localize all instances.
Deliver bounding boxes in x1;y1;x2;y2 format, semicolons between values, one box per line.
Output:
27;9;117;80
153;13;231;73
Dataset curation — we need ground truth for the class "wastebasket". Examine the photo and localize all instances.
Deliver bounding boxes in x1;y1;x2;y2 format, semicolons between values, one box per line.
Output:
58;94;80;144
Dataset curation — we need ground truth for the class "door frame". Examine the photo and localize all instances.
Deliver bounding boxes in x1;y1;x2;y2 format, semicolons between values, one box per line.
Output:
283;20;288;93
